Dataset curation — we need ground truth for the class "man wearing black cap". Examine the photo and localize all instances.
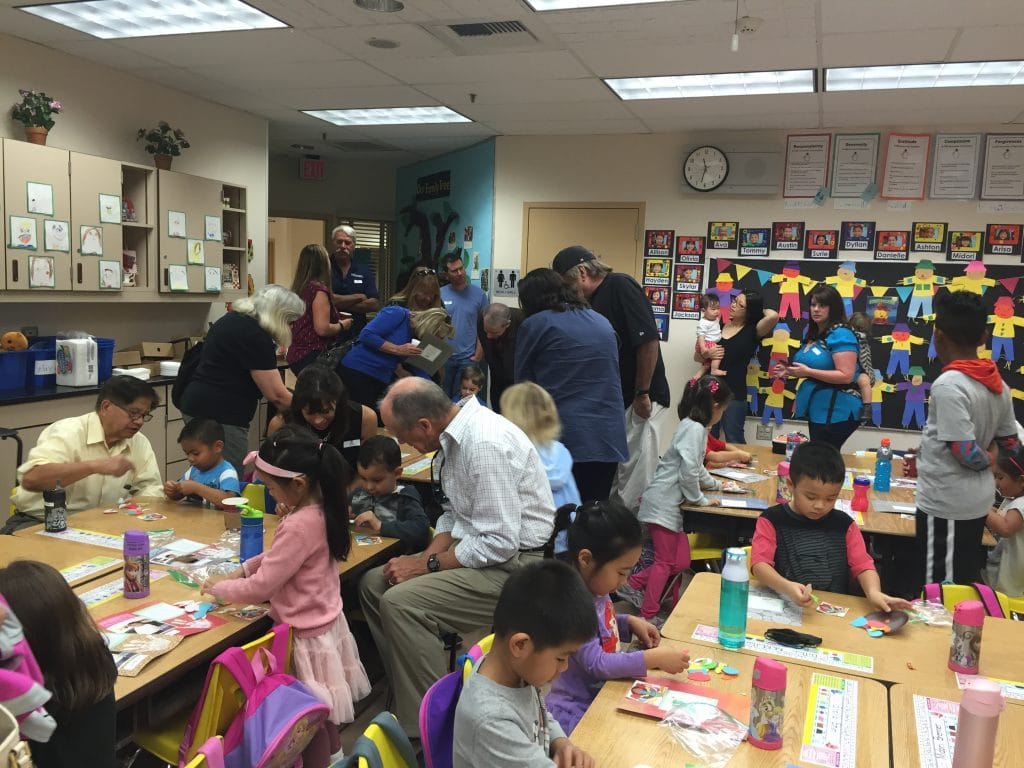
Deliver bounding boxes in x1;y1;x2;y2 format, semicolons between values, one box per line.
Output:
553;245;671;510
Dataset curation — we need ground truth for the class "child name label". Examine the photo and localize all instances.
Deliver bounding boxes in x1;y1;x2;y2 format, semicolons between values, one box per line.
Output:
913;695;959;768
800;673;859;768
59;555;121;585
691;624;874;673
38;527;124;550
955;671;1024;702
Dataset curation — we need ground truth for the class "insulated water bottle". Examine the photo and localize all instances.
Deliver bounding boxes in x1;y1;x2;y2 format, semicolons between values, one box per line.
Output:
719;548;749;649
951;678;1004;768
43;483;67;532
748;657;787;750
239;508;264;563
123;529;150;599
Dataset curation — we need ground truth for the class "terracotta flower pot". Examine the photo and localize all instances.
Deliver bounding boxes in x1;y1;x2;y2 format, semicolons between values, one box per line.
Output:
24;127;48;145
154;154;173;170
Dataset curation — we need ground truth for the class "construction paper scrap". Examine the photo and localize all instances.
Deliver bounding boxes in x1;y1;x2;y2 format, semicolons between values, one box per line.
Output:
133;602;187;622
850;617;868;627
867;629;884;638
140;513;167;521
816;601;849;617
686;671;711;682
161;538;206;555
355;535;383;545
193;602;216;619
723;666;740;676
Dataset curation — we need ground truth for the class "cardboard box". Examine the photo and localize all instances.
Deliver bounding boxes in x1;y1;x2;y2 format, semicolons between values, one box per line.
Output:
112;350;142;367
170;336;203;360
131;342;174;360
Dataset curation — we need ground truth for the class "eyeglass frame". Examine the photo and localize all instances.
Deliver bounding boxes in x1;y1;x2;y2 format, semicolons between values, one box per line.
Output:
109;401;154;423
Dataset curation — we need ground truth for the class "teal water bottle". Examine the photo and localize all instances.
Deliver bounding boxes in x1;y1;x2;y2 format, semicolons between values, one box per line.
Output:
874;437;893;493
719;547;749;649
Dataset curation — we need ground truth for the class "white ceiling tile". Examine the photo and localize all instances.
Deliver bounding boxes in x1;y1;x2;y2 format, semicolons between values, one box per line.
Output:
189;58;399;88
261;85;433;110
822;30;959;68
113;28;349;66
370;49;590;83
822;108;1022;129
624;93;820;119
304;23;453;59
951;26;1024;62
463;100;633;123
58;39;178;69
417;78;613;106
130;66;236;95
642;112;822;132
822;87;1024;112
822;0;1024;34
485;118;650;135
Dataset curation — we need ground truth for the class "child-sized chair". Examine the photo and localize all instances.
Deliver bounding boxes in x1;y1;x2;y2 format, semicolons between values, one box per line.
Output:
184;736;224;768
921;582;1009;618
332;712;417;768
688;533;725;571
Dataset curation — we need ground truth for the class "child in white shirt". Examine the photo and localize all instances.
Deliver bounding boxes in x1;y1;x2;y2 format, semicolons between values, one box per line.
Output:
696;294;726;377
986;447;1024;597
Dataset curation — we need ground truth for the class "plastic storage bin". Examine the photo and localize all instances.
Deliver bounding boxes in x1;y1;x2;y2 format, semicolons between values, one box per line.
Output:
96;337;115;382
0;350;29;391
27;336;58;388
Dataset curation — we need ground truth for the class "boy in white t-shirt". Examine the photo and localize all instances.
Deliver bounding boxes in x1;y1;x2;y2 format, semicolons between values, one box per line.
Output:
985;447;1024;597
696;294;727;377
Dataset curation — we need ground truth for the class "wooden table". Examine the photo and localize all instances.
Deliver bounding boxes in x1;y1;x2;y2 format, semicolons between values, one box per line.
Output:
0;533;123;586
891;682;1024;767
664;573;1024;691
571;638;889;767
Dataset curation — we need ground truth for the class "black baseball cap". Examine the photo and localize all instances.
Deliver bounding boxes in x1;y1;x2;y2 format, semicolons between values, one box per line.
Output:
552;245;595;274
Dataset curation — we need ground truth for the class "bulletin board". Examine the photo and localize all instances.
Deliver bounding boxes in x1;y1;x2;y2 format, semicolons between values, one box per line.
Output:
710;256;1024;430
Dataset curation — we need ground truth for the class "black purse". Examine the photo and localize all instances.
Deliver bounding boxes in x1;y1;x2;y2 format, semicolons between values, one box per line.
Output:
314;339;354;370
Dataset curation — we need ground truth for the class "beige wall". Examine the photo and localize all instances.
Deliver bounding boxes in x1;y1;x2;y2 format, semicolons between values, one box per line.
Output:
494;130;1020;453
0;32;268;346
268;153;398;223
267;216;328;286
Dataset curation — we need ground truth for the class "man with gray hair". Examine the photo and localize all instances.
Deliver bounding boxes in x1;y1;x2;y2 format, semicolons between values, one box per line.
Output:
476;302;524;412
358;377;554;737
329;223;379;336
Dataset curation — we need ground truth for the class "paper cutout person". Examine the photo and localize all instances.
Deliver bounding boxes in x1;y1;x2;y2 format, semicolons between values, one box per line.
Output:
987;296;1024;365
895;366;931;428
825;261;867;317
746;358;765;414
761;323;800;367
707;273;742;323
759;379;795;426
900;259;947;319
880;323;925;377
948;262;996;295
770;261;814;320
868;370;897;427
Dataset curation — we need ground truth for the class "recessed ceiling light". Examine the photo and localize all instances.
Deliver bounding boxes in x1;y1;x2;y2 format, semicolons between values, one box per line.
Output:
19;0;287;39
367;37;400;49
302;107;472;126
825;60;1024;91
605;69;816;100
354;0;404;11
526;0;677;9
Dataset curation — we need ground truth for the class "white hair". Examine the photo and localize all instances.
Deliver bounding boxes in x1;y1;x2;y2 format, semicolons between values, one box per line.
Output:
331;224;357;244
232;284;304;348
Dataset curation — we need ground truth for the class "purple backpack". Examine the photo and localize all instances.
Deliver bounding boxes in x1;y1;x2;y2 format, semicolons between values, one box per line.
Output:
418;644;487;768
179;624;329;768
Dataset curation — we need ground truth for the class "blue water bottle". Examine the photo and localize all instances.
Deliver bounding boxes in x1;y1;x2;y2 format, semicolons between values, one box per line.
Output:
874;437;893;493
239;508;264;563
719;547;749;649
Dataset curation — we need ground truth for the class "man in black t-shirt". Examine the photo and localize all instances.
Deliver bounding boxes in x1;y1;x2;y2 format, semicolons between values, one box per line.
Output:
553;245;671;509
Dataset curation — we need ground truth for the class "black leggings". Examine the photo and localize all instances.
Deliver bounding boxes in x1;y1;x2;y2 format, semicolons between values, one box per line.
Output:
808;419;860;451
338;365;388;411
572;461;618;504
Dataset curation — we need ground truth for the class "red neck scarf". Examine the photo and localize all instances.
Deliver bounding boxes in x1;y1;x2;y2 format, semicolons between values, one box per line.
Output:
941;359;1004;394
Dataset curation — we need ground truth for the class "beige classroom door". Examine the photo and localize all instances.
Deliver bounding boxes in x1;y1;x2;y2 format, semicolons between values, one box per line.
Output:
267;216;327;285
522;203;645;280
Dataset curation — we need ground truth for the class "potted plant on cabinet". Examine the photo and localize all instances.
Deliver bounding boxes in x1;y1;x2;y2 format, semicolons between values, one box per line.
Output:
136;121;190;170
11;89;62;145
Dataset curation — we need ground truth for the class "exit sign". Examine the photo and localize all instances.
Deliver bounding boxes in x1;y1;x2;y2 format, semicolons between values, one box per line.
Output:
299;157;325;180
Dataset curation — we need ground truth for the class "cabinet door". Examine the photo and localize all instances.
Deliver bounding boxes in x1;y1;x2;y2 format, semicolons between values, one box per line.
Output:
70;152;123;292
157;170;223;294
3;140;72;291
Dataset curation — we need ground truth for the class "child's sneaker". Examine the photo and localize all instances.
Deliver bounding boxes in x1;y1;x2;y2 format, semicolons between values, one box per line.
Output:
614;583;644;610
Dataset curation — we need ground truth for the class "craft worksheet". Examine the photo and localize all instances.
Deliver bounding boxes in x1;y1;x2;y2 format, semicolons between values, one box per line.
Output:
38;527;124;550
913;694;959;768
800;673;859;768
59;555;120;585
691;624;875;673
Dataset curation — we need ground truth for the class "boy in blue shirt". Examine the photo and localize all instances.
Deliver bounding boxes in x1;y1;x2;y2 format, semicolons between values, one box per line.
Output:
163;419;240;508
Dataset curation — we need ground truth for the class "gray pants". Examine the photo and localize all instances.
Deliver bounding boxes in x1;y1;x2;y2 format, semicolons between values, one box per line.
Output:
182;414;250;475
358;550;542;737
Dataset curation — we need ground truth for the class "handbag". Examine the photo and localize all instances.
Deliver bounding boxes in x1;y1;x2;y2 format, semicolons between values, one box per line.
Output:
0;705;34;768
313;339;354;371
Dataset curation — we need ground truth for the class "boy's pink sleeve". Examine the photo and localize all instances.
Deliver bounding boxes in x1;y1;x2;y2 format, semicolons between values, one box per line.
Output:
750;517;777;567
845;526;874;578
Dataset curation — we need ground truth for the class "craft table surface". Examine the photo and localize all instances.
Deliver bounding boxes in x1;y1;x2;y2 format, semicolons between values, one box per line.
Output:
0;533;122;586
571;638;889;767
685;445;996;545
890;682;1024;767
664;573;1024;690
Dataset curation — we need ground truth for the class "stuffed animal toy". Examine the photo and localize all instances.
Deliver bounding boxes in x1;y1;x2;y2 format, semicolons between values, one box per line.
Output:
0;331;28;351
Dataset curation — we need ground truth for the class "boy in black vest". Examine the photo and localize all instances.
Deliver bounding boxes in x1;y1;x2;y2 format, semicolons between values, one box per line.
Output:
751;441;911;613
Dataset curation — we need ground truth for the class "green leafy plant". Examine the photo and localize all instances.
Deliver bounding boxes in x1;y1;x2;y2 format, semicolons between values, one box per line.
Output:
11;89;62;130
136;121;191;156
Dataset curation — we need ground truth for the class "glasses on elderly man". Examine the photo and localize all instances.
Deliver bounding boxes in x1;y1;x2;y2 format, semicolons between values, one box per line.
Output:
111;402;154;422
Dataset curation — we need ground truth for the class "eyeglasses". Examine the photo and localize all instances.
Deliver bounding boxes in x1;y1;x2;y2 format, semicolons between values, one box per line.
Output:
112;402;153;422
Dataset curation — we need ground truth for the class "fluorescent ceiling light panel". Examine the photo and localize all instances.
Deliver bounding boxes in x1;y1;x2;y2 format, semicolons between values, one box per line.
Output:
527;0;679;9
826;61;1024;91
303;107;472;126
605;69;816;100
20;0;287;39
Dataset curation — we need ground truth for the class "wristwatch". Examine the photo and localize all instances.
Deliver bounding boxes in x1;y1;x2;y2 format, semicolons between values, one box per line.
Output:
427;554;441;573
634;388;651;398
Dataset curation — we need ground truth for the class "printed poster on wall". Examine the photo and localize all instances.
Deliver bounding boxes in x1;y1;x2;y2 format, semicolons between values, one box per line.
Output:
840;221;874;251
772;221;804;251
911;222;947;254
644;229;674;258
984;224;1023;257
644;286;670;314
672;291;699;321
881;133;931;200
707;221;738;251
831;134;879;198
948;230;983;261
641;255;672;339
643;257;671;286
874;230;910;261
674;263;703;293
675;235;705;264
930;133;982;199
738;228;770;257
805;229;838;260
981;134;1024;200
784;134;831;198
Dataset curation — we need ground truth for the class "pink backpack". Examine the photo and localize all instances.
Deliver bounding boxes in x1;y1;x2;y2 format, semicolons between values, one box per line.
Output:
179;624;329;768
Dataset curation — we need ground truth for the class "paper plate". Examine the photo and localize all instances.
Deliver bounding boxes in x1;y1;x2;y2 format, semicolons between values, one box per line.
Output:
221;497;249;507
863;609;909;633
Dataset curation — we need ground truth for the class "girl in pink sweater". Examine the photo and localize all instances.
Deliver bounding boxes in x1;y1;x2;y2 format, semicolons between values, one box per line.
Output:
204;426;369;767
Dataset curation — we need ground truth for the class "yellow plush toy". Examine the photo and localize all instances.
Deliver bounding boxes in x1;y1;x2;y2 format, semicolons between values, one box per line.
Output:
0;331;28;351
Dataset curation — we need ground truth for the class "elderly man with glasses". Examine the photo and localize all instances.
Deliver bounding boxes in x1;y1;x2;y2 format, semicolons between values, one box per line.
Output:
4;376;163;532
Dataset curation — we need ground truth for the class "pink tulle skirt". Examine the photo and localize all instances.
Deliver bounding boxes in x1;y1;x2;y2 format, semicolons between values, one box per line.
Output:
292;612;370;724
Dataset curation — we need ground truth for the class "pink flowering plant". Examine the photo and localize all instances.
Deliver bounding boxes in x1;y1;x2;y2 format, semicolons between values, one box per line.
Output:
11;89;62;129
137;121;191;156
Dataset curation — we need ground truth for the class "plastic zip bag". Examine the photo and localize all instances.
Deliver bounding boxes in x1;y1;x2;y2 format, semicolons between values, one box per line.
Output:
659;700;747;768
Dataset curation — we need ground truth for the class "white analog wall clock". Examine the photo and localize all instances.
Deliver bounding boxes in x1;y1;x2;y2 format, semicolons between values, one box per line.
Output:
684;145;729;192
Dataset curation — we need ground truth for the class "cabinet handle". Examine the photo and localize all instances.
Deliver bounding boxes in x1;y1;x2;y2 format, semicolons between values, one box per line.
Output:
11;261;18;283
77;263;83;283
164;267;169;288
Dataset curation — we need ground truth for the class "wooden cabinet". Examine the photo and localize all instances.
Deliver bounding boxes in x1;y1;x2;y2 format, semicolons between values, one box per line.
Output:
69;152;122;292
220;184;248;297
156;170;223;295
3;140;72;291
120;165;156;291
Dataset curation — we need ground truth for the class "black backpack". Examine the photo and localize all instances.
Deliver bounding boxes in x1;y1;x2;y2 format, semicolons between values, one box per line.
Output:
171;341;204;410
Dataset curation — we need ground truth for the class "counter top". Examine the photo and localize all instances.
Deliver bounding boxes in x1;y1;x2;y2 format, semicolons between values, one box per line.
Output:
0;375;177;407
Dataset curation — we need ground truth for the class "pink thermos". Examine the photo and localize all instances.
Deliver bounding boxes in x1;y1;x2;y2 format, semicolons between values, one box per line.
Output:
748;657;786;749
951;678;1004;768
948;600;984;674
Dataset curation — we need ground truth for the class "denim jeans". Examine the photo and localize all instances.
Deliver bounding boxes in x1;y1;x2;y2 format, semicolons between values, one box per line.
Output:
715;399;749;444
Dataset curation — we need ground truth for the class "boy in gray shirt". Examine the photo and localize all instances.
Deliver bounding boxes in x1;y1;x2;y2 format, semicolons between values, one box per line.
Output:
454;561;597;768
916;290;1019;591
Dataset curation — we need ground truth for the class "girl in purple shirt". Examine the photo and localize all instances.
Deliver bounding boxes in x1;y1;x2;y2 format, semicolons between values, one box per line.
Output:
545;501;691;734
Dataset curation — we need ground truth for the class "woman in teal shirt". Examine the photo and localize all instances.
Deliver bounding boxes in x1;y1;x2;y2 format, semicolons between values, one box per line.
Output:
775;283;862;450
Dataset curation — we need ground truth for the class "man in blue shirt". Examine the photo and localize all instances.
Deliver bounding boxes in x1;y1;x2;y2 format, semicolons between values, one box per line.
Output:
329;224;380;336
440;254;487;399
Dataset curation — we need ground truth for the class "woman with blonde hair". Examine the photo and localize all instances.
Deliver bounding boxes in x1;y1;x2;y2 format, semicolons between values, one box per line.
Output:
389;267;442;311
180;283;304;471
288;244;354;374
339;305;454;408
